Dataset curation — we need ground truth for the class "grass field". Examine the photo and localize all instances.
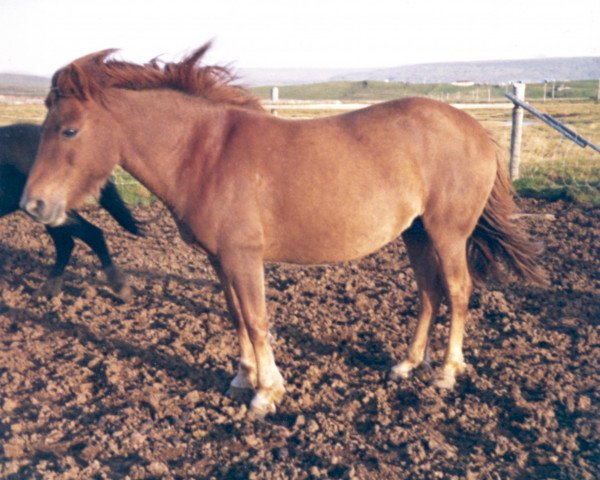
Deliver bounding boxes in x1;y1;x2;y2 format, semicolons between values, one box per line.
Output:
1;91;599;205
464;101;600;205
251;79;600;103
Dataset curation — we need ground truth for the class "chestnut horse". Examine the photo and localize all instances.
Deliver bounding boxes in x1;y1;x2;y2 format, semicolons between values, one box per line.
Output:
1;123;142;300
21;44;543;416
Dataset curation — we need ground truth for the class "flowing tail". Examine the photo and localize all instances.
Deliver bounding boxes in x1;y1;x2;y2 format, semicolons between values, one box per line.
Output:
468;152;546;286
98;180;144;237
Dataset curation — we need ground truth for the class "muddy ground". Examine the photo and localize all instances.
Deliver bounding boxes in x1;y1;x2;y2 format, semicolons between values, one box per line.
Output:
0;198;597;479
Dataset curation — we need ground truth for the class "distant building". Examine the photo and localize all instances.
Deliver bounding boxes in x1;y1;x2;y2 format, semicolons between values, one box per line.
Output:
451;81;475;87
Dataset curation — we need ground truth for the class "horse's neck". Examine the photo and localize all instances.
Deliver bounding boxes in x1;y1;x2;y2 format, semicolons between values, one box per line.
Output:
111;90;229;213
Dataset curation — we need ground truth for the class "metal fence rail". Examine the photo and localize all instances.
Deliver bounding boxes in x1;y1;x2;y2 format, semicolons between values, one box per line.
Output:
505;92;600;154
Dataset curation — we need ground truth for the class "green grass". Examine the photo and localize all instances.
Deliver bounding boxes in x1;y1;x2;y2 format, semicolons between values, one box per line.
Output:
253;81;512;103
453;100;600;205
521;80;600;101
0;103;46;126
252;79;600;103
514;177;600;204
112;168;156;205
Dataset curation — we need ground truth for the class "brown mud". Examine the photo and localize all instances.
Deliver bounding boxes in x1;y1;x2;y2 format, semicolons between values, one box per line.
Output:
0;199;598;479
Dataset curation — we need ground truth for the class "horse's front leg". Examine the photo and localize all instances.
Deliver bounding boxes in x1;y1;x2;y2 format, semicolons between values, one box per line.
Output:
42;226;75;297
213;252;285;416
210;257;257;394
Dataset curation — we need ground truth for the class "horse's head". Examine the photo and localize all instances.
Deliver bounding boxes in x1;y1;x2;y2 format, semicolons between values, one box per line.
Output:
21;54;120;226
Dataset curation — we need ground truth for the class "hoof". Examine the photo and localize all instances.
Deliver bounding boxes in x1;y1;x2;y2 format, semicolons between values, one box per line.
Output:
249;385;285;418
433;372;456;390
113;284;132;303
248;399;276;420
391;360;433;382
104;266;131;302
390;360;418;381
249;394;277;419
37;277;63;298
433;361;467;390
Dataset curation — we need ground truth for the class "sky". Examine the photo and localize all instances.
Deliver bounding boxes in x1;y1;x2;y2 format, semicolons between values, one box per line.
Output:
1;0;598;77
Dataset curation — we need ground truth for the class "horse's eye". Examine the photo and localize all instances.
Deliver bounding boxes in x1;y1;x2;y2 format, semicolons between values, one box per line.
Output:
62;128;78;138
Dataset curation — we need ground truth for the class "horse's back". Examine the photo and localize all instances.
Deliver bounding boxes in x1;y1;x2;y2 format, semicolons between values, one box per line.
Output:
248;98;497;263
269;96;497;196
383;98;499;231
343;98;499;232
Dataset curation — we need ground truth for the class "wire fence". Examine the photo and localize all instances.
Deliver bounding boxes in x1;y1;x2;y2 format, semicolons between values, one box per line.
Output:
501;89;600;203
513;126;600;202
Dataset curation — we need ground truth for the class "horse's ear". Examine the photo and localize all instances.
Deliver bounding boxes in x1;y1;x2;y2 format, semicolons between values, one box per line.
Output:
66;64;90;101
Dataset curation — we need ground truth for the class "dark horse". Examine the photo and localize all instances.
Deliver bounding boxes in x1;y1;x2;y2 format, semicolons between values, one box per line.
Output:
1;123;141;300
21;44;544;416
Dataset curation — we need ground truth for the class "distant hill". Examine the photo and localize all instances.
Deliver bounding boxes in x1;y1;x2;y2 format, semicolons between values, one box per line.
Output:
0;73;50;87
237;68;370;87
332;57;600;85
2;57;599;91
0;73;50;96
241;57;600;86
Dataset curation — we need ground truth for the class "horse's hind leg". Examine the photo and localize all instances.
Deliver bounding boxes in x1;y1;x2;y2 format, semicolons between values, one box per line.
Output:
429;232;473;389
68;213;131;301
40;227;75;297
391;218;444;380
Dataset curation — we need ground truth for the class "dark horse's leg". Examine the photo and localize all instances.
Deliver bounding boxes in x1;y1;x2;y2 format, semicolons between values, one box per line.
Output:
39;226;75;297
0;166;71;297
2;166;131;300
98;180;142;236
57;212;132;301
0;166;67;297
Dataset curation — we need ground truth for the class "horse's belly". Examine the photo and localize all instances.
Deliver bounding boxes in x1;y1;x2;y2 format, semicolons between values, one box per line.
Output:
260;141;425;264
265;203;420;264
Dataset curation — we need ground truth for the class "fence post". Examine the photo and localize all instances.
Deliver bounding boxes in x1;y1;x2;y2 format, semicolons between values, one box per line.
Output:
271;87;279;102
509;82;526;181
543;81;547;102
270;87;279;116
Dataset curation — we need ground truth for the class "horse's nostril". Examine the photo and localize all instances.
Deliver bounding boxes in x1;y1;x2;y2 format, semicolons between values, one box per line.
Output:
24;197;47;219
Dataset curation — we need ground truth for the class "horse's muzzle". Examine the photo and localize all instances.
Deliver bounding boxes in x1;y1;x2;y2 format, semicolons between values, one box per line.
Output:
20;194;67;226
